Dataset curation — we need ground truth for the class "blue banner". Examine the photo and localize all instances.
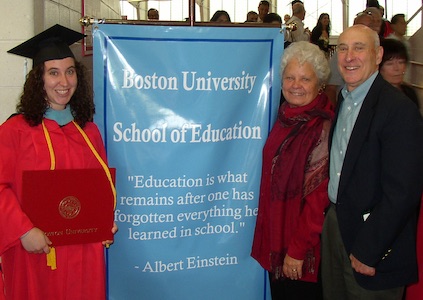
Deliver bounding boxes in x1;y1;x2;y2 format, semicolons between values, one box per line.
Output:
93;24;283;300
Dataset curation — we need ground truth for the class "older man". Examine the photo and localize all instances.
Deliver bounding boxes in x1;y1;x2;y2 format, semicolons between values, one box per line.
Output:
321;24;423;300
325;11;379;104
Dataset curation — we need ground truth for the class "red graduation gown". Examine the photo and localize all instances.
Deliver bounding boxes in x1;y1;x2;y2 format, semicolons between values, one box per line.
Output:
0;115;108;300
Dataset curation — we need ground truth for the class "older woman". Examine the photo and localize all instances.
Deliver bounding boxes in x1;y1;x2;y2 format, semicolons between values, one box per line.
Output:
252;41;333;300
380;38;419;107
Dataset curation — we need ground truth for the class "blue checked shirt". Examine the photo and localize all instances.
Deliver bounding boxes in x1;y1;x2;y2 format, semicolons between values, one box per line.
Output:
328;71;378;203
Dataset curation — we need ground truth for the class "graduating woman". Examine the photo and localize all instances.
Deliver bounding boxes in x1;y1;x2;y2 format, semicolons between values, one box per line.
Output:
0;25;117;299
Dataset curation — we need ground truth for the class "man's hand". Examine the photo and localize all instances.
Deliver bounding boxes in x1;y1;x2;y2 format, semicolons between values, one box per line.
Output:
350;254;376;276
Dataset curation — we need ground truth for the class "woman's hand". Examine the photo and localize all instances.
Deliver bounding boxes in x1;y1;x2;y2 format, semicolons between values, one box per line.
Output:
282;254;304;280
102;222;118;247
20;227;51;254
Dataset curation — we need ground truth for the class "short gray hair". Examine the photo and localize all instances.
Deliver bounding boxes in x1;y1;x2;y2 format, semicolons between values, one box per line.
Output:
292;3;305;15
280;41;330;86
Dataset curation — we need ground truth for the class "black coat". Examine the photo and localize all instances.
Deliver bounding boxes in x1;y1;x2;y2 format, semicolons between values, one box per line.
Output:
331;74;423;290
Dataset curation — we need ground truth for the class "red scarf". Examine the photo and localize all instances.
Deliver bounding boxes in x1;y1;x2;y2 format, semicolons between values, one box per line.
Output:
252;93;334;279
272;93;333;203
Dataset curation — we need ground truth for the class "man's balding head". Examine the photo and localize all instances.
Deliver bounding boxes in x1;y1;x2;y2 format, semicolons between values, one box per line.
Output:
363;7;382;33
292;3;306;20
354;12;374;28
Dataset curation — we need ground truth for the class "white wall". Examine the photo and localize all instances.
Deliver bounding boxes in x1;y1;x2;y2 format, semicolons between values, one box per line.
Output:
0;0;34;123
0;0;121;124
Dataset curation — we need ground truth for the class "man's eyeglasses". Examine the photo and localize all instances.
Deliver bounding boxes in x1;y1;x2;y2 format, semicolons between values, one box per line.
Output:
356;11;373;17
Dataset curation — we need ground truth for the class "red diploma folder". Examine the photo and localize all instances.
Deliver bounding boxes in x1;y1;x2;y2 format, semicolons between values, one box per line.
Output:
21;168;115;246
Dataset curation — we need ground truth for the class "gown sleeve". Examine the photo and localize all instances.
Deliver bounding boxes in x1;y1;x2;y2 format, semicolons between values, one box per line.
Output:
0;118;34;255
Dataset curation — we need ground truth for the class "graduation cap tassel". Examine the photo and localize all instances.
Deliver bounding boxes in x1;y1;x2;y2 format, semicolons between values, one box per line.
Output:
47;247;57;270
23;59;28;81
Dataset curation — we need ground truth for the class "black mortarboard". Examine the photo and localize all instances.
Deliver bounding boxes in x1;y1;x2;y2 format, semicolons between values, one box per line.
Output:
7;24;85;67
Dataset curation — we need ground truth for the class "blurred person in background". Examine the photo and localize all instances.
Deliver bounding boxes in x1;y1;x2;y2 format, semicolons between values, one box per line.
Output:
210;10;231;23
311;13;331;57
380;38;419;107
148;8;159;20
246;11;258;22
286;2;310;43
263;13;282;26
387;14;411;55
258;1;270;23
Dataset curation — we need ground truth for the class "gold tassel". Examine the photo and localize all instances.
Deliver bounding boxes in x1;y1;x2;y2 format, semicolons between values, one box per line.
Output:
46;247;57;270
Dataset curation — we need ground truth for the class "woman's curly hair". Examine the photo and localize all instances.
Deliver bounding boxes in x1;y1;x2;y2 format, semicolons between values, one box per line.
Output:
16;60;94;128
